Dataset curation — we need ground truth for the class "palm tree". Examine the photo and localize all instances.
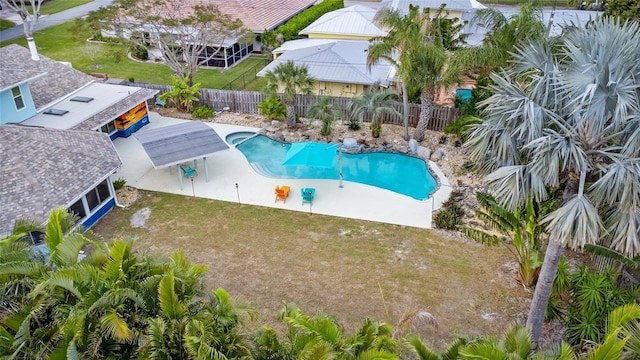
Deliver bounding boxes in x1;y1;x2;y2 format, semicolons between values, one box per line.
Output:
457;323;575;359
462;193;557;288
367;5;423;141
409;42;450;142
263;60;315;128
369;5;458;143
350;88;401;138
307;96;342;137
449;1;547;75
465;18;640;346
256;302;399;359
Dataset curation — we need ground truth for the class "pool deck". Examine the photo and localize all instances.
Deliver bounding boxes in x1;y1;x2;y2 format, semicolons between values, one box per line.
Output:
111;112;453;229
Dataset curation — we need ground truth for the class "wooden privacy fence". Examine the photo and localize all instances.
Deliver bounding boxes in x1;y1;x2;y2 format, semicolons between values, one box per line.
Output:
139;84;459;132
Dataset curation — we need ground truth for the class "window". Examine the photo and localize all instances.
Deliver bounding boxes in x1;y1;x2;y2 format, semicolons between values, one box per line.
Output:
67;179;112;222
11;87;24;110
100;120;117;134
69;198;87;220
86;180;110;211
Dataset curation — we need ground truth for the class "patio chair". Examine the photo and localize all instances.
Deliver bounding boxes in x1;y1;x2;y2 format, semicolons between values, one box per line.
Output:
155;97;167;107
301;188;315;205
180;163;197;179
275;185;290;203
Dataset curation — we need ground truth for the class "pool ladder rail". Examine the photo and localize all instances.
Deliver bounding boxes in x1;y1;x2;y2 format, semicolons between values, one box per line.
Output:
233;132;261;147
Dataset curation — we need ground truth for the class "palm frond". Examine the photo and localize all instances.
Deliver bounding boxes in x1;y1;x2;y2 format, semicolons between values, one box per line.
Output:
605;304;640;336
542;194;603;250
585;332;628;360
461;227;501;246
100;309;132;342
402;334;440;360
158;272;186;320
583;244;640;269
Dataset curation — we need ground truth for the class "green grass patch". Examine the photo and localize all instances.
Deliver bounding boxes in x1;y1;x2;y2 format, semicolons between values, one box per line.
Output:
0;19;16;30
38;0;94;15
0;20;270;90
92;190;532;350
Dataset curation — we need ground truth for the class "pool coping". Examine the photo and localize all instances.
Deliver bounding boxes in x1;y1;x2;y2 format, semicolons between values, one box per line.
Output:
111;112;453;229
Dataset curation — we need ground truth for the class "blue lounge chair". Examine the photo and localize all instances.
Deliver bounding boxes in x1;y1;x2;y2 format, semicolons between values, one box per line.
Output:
180;164;197;179
155;97;167;107
301;188;315;205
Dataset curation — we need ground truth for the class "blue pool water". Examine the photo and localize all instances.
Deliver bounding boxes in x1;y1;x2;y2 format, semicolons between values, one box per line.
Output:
232;134;438;200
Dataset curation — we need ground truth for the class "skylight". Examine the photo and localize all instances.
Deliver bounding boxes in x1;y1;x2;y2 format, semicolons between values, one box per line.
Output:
70;96;94;103
43;108;69;116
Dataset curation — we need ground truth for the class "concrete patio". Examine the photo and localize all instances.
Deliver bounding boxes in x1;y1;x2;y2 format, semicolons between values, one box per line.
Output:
111;112;453;228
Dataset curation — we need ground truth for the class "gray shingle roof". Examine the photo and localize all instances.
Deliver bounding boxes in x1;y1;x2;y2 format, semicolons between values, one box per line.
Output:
0;44;94;109
0;125;122;234
258;40;393;86
300;5;386;38
134;120;229;168
0;69;46;92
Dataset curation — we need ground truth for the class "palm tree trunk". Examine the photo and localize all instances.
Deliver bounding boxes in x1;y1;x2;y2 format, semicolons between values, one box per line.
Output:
526;178;579;348
413;88;434;142
401;83;410;141
285;103;296;128
526;237;563;348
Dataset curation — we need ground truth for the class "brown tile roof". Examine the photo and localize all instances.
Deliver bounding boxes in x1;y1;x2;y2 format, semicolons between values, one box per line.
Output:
0;125;122;234
0;44;94;110
214;0;316;31
148;0;316;32
71;88;158;131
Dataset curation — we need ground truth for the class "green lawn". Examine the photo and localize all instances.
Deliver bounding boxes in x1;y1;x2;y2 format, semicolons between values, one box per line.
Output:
92;190;531;350
0;19;15;30
1;21;271;89
39;0;93;15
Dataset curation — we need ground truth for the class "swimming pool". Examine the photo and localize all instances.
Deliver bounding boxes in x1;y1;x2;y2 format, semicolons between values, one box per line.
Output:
231;133;438;200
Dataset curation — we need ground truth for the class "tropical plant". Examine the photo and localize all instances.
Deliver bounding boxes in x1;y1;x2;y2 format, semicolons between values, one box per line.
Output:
0;210;255;359
604;0;640;21
449;1;547;75
350;89;400;138
462;193;556;288
403;333;469;360
547;266;640;348
443;115;482;142
253;302;399;359
464;18;640;345
433;191;465;230
191;105;214;119
159;76;202;113
457;322;575;359
263;61;315;128
112;177;127;190
257;94;287;121
307;96;342;137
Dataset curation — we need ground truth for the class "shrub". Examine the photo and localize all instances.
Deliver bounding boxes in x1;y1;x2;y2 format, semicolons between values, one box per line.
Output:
274;0;343;41
131;44;148;60
433;191;465;230
191;106;214;119
347;117;361;130
113;178;127;190
444;115;482;142
257;95;286;120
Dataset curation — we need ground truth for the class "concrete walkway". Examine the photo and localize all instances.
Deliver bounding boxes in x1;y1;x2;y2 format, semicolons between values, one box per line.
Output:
112;112;453;228
0;0;112;42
